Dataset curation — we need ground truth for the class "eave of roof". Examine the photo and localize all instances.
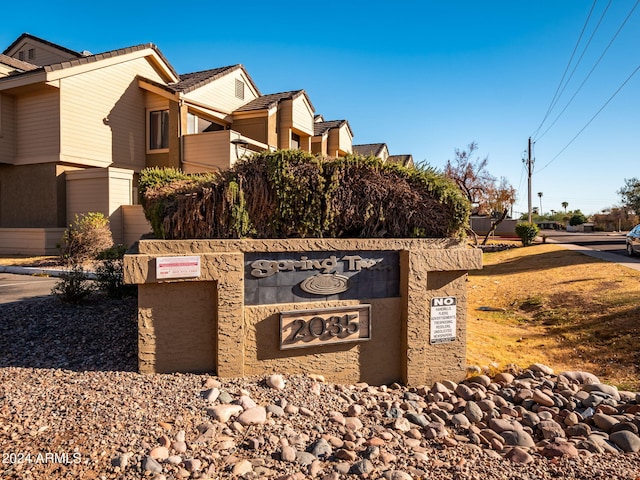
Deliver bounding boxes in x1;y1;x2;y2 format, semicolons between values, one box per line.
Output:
173;64;261;96
2;33;83;58
42;43;178;79
0;54;39;72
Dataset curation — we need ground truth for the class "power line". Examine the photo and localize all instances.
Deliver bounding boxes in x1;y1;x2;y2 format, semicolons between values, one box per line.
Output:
545;0;612;118
531;0;597;139
536;61;640;174
536;0;639;142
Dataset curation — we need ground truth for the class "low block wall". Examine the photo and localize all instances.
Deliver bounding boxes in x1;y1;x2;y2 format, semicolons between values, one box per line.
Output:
0;228;65;255
124;238;482;386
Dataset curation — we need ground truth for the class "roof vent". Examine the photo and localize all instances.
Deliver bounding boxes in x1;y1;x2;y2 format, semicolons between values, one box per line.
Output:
81;50;92;56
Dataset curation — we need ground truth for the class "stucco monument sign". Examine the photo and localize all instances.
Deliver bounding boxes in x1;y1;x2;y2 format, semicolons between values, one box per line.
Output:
124;238;482;385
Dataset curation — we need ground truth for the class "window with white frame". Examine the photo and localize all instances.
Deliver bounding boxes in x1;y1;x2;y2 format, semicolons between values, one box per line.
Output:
149;110;169;150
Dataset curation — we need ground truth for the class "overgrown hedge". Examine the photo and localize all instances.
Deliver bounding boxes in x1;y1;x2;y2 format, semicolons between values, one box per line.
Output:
139;150;471;240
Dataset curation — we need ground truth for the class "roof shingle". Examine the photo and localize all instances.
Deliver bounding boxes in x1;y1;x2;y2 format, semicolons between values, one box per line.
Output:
173;65;253;94
353;143;388;157
0;54;39;73
234;90;310;112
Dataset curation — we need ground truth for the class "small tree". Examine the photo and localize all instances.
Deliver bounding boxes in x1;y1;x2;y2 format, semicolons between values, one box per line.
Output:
60;212;113;264
51;264;94;302
515;222;539;246
443;142;516;244
618;178;640;214
569;213;587;226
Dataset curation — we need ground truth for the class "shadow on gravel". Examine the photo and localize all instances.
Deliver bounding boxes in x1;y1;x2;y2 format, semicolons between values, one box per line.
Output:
0;294;138;371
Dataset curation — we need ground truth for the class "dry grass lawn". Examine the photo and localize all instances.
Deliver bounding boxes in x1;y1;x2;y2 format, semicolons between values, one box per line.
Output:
467;243;640;390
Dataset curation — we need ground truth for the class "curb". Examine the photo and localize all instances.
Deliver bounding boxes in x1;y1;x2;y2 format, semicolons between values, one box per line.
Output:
0;265;97;279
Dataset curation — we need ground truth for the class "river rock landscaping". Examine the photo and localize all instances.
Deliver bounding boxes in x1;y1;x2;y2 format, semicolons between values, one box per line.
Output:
2;295;640;479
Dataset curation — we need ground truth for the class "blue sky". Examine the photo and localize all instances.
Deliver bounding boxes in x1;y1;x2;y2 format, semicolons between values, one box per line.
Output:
3;1;638;217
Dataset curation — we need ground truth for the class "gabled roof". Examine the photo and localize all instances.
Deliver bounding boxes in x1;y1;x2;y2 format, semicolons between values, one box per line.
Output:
313;119;353;137
0;43;179;84
2;33;83;58
0;54;38;73
42;43;178;78
387;154;414;167
173;64;261;96
234;89;314;113
353;143;388;157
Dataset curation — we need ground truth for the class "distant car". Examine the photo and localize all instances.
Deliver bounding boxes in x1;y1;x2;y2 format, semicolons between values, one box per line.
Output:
627;225;640;256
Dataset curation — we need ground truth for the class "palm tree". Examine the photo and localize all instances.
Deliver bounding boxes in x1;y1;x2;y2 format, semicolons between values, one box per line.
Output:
538;192;543;214
562;201;568;212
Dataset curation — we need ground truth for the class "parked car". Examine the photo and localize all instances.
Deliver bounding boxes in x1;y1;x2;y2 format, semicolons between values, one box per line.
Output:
627;224;640;256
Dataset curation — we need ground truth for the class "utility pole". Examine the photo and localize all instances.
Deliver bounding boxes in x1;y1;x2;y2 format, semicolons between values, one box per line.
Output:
525;137;534;223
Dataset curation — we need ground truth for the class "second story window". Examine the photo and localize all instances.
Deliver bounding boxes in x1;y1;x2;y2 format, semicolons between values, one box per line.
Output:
235;79;245;100
18;51;25;61
28;48;35;60
149;110;169;150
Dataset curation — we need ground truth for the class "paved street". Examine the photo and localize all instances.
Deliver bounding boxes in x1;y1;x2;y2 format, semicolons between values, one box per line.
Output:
0;273;58;304
541;230;640;271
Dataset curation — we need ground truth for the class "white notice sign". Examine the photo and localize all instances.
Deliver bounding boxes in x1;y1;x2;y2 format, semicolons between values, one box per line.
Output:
156;256;201;280
430;296;457;344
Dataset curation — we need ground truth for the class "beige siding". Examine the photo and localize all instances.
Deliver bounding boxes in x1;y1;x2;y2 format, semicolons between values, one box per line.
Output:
311;136;327;156
122;205;152;246
108;171;134;244
6;39;79;66
232;116;268;145
146;94;169;111
183;130;234;172
185;70;259;114
66;167;134;244
291;96;314;136
0;93;16;163
339;126;353;154
267;112;278;148
15;90;60;164
328;126;353;157
278;126;291;150
60;57;167;170
0;228;65;255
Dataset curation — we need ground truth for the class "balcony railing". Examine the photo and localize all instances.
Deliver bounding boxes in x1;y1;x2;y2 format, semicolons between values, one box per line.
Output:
182;130;270;173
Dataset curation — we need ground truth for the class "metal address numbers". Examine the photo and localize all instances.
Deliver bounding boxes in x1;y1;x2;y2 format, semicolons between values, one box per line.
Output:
280;305;371;350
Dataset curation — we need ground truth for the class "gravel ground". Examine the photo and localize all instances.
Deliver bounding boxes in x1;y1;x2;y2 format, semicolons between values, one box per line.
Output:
2;294;640;479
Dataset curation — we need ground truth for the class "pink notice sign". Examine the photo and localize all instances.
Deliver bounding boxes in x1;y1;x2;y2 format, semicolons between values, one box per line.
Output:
156;256;201;280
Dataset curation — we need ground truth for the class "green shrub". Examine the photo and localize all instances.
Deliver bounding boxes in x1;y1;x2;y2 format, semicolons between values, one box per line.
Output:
139;167;216;238
60;212;113;264
569;213;587;226
51;264;94;302
515;222;540;246
94;245;137;298
139;150;471;240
